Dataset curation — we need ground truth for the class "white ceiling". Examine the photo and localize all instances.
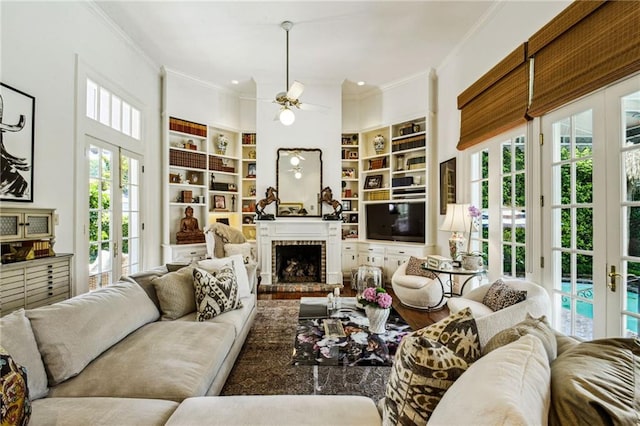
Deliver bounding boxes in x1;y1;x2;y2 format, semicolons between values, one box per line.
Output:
94;1;499;95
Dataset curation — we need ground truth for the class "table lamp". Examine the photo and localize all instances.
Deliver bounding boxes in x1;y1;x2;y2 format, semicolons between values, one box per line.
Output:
440;203;471;260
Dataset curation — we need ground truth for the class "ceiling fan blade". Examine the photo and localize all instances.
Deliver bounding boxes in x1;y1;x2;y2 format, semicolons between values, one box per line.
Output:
299;102;329;111
286;80;304;101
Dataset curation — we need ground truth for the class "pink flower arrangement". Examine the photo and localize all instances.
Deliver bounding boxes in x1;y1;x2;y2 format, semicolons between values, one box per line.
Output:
360;287;392;309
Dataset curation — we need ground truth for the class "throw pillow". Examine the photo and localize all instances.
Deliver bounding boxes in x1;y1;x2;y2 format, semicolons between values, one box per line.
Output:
198;255;251;299
549;338;639;425
382;307;480;425
224;242;256;265
404;256;437;279
483;313;558;362
151;266;197;320
192;266;243;321
0;346;31;426
0;309;49;399
482;279;527;311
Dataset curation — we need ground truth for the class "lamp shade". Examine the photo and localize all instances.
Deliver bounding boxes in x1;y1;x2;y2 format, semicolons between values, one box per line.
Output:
440;203;471;233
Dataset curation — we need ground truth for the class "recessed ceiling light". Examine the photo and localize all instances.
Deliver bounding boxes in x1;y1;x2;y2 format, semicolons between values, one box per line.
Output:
231;80;239;85
357;81;365;86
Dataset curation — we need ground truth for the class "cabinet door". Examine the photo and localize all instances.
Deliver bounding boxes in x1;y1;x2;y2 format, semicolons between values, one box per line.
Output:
24;213;53;239
385;254;409;283
0;212;23;241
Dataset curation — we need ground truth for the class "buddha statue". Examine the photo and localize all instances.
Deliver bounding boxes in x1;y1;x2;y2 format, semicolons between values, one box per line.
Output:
176;206;205;244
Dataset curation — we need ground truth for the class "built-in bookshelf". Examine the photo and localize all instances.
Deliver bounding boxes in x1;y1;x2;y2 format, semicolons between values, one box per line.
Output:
240;132;257;241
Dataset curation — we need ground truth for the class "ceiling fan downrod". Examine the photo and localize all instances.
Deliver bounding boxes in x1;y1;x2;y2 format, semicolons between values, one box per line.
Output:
281;21;293;95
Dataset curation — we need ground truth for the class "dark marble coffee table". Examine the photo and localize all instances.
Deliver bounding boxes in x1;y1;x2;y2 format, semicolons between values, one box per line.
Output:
292;297;411;366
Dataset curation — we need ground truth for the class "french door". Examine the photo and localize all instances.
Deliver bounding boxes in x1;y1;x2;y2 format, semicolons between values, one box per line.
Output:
542;74;640;339
87;137;142;290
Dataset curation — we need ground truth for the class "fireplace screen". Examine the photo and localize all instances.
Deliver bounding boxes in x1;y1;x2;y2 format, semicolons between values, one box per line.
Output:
273;240;326;284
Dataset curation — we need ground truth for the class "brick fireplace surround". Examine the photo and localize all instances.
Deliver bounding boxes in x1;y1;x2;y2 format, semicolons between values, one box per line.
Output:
257;220;342;286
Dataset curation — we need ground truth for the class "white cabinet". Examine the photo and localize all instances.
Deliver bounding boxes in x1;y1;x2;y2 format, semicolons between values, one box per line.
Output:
383;244;430;282
162;243;208;264
0;208;55;243
0;254;72;316
358;245;385;268
341;241;359;275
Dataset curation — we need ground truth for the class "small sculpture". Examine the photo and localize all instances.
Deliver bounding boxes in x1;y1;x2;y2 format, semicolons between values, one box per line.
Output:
176;206;205;244
321;186;343;221
255;186;279;221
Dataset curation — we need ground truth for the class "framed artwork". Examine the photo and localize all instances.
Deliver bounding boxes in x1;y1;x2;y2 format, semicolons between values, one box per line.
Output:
440;157;457;215
214;195;226;209
1;83;35;202
342;168;355;178
247;162;256;177
364;174;383;189
216;217;229;225
342;200;351;211
278;202;303;215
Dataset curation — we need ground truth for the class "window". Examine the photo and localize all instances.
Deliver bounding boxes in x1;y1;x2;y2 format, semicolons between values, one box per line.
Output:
469;130;527;279
86;78;141;140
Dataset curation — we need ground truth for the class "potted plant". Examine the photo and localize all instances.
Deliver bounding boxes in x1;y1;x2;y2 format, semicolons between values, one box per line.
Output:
359;287;393;334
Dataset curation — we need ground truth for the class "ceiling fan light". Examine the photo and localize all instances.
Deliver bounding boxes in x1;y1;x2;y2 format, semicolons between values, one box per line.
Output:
290;155;300;166
279;107;295;126
294;171;302;179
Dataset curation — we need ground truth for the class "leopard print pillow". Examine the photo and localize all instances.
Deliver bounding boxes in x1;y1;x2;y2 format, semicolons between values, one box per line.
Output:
482;279;527;311
404;256;437;279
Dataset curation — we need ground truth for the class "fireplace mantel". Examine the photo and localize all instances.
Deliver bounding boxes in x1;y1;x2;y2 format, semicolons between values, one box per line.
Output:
257;220;342;285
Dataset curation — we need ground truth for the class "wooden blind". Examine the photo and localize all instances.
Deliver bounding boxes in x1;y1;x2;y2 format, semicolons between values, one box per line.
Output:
528;0;640;117
457;44;529;151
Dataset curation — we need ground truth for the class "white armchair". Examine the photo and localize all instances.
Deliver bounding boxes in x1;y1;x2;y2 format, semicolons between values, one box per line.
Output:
391;260;446;311
447;279;551;347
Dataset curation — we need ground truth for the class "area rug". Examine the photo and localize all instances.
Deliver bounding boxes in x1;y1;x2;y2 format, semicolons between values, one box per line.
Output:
220;299;390;401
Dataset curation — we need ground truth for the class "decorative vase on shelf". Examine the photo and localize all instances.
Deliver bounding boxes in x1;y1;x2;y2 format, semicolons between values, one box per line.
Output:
217;134;229;155
373;134;385;154
461;253;484;271
365;306;390;334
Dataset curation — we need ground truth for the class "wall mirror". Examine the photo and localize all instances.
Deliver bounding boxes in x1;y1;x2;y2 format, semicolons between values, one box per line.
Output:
276;148;322;217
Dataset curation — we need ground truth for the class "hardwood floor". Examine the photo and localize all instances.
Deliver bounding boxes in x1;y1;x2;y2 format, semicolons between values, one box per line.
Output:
257;281;450;330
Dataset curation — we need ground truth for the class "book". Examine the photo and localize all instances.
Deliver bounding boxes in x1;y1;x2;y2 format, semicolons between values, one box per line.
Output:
323;319;346;338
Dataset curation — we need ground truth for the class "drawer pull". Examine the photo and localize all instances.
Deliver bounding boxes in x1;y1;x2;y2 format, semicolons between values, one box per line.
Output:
48;286;53;290
190;251;197;255
48;292;53;296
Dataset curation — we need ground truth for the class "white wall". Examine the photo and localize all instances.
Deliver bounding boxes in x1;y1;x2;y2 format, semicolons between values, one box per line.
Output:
435;0;570;254
255;81;342;217
1;2;162;289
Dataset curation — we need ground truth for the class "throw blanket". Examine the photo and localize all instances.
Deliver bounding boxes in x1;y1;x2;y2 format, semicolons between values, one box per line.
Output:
211;223;246;258
549;337;639;425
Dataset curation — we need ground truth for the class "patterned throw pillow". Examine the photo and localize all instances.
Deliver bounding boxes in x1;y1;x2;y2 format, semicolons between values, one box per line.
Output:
404;256;437;279
382;308;480;424
192;266;243;321
0;346;31;426
482;279;527;311
483;314;558;362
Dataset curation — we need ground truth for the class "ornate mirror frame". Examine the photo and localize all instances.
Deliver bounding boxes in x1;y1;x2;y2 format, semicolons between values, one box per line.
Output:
276;148;323;218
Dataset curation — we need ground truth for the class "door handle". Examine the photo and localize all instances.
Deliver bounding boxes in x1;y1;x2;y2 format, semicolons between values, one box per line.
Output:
607;265;621;292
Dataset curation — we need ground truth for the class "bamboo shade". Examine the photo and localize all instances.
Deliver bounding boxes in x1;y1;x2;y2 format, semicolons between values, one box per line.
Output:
528;0;640;117
457;44;529;151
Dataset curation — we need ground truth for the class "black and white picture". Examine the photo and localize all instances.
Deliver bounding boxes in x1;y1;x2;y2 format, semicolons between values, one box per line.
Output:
1;83;35;202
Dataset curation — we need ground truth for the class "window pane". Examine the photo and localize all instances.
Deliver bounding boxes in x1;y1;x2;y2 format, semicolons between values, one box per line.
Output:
122;212;130;238
481;150;489;179
502;142;512;173
576;208;593;251
130;158;139;185
99;87;110;125
575;110;592;158
502;176;512;207
558;294;572;335
628;207;640;257
576;254;593;294
561;164;571;204
122;102;131;136
89;147;100;178
624;149;640;202
514;136;525;171
482;181;489;209
129;212;139;238
86;79;98;119
575;160;593;203
481;210;489;239
561;251;571;285
561;208;571;248
111;95;121;131
515;173;525;207
89;211;98;242
515;246;525;278
503;245;512;276
131;108;140;140
575;300;593;340
555;118;571;162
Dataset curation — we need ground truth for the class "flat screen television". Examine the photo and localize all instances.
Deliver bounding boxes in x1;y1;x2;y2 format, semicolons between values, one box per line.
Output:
365;202;425;243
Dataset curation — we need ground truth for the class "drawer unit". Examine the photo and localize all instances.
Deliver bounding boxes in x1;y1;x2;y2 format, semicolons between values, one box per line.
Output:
162;243;208;263
0;254;72;316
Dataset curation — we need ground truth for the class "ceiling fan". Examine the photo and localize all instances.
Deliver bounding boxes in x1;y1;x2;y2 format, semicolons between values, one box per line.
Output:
273;21;325;126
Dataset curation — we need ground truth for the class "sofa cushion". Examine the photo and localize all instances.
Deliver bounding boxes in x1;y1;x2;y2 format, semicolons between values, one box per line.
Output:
482;279;527;311
429;334;551;425
151;265;197;320
178;294;255;336
224;242;256;264
0;345;31;426
483;313;557;362
48;321;235;401
382;307;480;425
193;266;242;321
31;397;179;426
166;395;381;426
198;255;250;298
549;338;640;425
404;256;436;279
26;281;159;386
0;309;49;399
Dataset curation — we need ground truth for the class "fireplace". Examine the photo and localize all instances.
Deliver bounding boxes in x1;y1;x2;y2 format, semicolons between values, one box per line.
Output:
257;220;342;285
273;240;326;284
